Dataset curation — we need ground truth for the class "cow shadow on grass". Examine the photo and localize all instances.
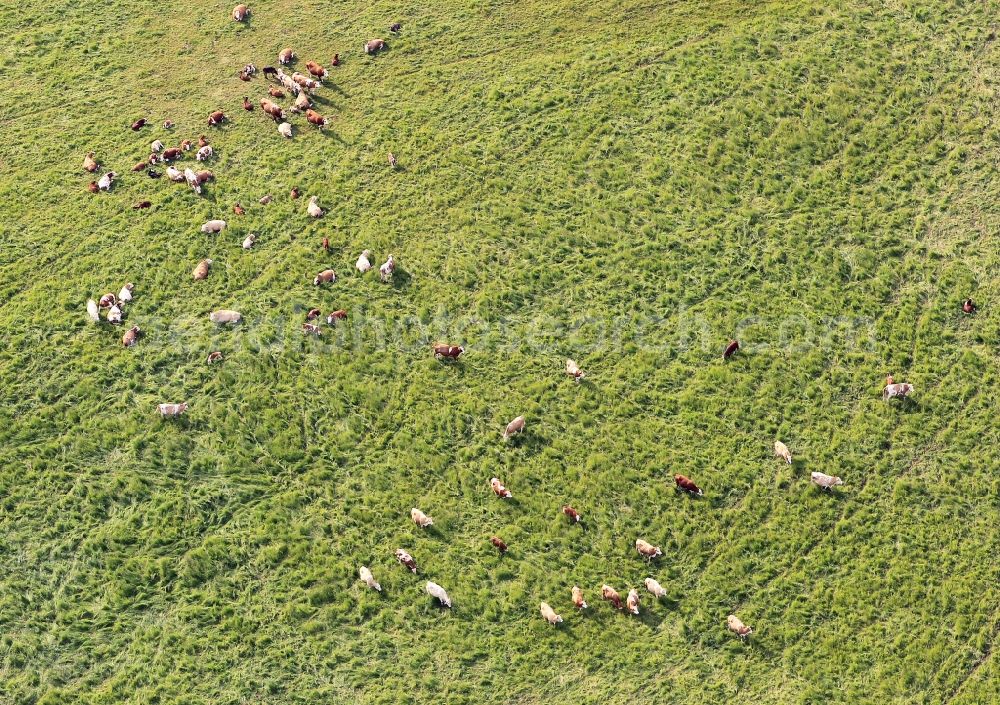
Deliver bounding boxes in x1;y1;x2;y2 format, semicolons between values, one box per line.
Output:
316;128;347;145
388;267;412;290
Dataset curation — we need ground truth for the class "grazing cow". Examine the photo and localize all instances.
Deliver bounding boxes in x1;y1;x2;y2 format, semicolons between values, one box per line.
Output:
243;234;256;249
426;581;451;608
87;299;100;322
379;254;395;282
290;92;311;113
166;166;184;182
305;308;322;320
601;585;623;610
184;168;202;194
163;120;174;129
503;415;525;441
181;139;193;151
198;135;209;147
151;140;164;152
306;109;328;128
122;325;141;347
411;508;433;528
210;310;241;324
644;578;667;598
540;602;563;625
260;98;285;120
239;70;251;82
131;118;147;130
147;169;161;179
723;339;740;360
106;304;122;324
278;122;293;138
157;402;188;417
268;85;285;99
232;4;248;21
565;358;585;382
201;219;226;233
313;269;336;286
292;72;321;91
490;536;508;553
275;69;301;95
162;147;182;161
359;566;381;592
390;22;402;33
192;259;212;280
307;196;323;217
262;66;278;78
572;585;587;609
883;383;914;401
118;283;134;302
208;111;226;126
674;474;703;496
83;152;98;172
306;60;328;79
132;200;151;209
811;471;843;491
279;48;294;65
87;181;99;193
259;195;272;204
365;39;386;54
242;64;256;76
207;351;223;364
963;298;977;314
626;589;640;615
197;145;213;161
321;237;330;252
562;505;581;523
490;477;512;498
233;203;245;216
433;343;463;360
99;293;117;308
331;53;340;66
132;162;147;172
147;152;161;165
774;440;792;464
195;170;214;185
394;549;417;573
242;96;253;111
302;323;321;336
326;310;347;325
290;186;300;199
356;250;372;273
97;171;116;191
727;615;753;640
388;152;397;168
636;539;662;561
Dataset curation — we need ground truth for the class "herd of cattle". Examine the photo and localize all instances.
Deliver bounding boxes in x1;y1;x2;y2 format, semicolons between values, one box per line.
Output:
77;5;948;640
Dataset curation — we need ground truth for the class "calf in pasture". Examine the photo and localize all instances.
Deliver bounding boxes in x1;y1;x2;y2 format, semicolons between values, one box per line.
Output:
644;578;667;598
572;586;587;609
426;581;451;608
883;383;914;401
162;147;182;161
674;474;703;496
359;566;381;591
242;96;254;111
365;39;386;54
723;339;740;360
601;585;623;610
278;49;294;64
278;122;293;138
503;415;525;440
97;171;116;191
562;505;581;523
394;549;417;573
811;471;843;491
306;60;328;79
313;269;336;286
635;539;662;561
306;109;328;128
122;325;141;347
208;111;226;126
410;508;433;528
206;351;223;364
232;4;249;21
490;536;508;554
106;304;123;324
727;615;753;640
307;196;323;217
196;145;213;161
626;589;640;616
201;219;226;233
243;234;256;249
540;602;563;625
433;343;463;360
192;259;212;280
209;310;241;324
302;323;321;336
326;310;347;325
774;440;792;464
379;254;395;282
565;358;585;382
490;477;512;498
83;152;98;172
356;250;372;272
158;402;188;417
118;283;134;302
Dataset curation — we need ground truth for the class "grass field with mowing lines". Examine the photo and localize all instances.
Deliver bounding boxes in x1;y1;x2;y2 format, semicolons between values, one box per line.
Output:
1;1;999;703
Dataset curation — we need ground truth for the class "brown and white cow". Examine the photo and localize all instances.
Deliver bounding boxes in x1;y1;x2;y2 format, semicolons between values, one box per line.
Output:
433;343;463;360
674;474;703;496
359;566;381;591
626;589;640;616
490;536;508;553
278;48;294;64
540;602;563;625
122;325;141;347
306;109;328;128
364;39;386;54
394;549;417;573
565;358;585;382
601;585;623;610
232;4;249;21
379;254;395;282
192;258;212;280
644;578;667;598
490;477;512;499
562;505;581;523
503;415;525;440
883;383;914;401
158;402;188;417
636;539;662;561
727;614;753;640
410;508;433;528
811;471;843;491
774;440;792;464
208;110;226;126
326;310;347;325
313;269;336;286
572;585;587;609
305;60;328;79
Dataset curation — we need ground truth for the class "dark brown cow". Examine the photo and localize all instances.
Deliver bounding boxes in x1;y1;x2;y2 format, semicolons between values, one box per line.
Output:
131;118;147;130
162;147;182;161
208;111;226;126
562;505;581;523
490;536;508;554
723;339;740;360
